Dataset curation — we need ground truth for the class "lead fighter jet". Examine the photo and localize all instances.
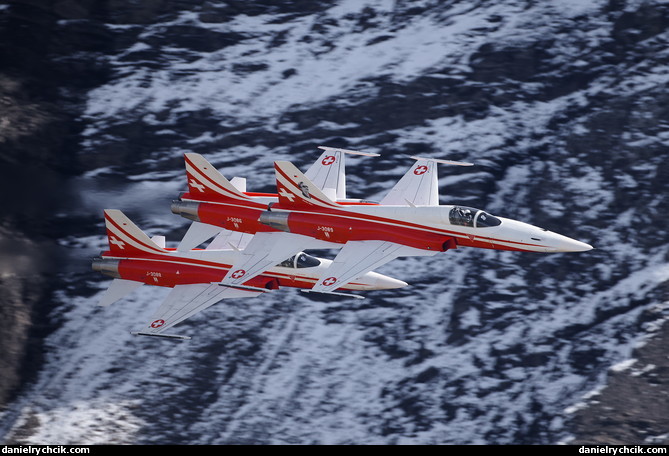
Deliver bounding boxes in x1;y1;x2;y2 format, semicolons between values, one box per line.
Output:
270;160;592;295
171;152;593;298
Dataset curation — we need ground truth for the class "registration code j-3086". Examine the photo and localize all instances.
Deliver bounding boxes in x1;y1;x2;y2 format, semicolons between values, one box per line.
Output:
317;225;334;238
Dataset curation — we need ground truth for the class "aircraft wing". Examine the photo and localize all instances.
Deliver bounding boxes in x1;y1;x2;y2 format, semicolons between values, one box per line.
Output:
310;240;438;295
219;231;335;289
133;283;264;339
380;157;473;206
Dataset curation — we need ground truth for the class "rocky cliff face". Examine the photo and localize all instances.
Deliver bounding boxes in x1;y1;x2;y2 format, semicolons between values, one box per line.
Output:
0;0;668;444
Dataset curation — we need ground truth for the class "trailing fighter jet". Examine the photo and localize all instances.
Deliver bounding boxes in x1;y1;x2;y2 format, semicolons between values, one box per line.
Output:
171;153;592;298
170;148;384;294
175;146;379;252
92;209;406;339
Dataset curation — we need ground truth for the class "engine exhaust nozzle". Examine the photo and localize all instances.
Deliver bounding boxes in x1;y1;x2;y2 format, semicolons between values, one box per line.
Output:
171;200;201;222
92;257;121;278
259;210;291;232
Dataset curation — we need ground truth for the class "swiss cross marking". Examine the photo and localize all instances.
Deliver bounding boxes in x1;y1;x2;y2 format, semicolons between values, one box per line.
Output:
322;277;337;286
109;236;126;249
278;187;295;202
151;319;165;328
231;269;246;279
322;155;336;166
189;178;205;192
414;165;428;175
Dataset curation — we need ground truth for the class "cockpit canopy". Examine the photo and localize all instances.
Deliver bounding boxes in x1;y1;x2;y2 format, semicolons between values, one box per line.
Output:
449;206;501;228
276;252;321;269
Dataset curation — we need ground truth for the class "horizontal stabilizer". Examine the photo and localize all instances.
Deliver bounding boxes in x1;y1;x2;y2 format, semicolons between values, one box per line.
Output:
98;278;143;307
206;230;253;251
177;221;224;251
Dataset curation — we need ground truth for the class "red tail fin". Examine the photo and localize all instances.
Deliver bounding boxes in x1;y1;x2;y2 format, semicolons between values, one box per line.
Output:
183;153;254;203
104;209;166;256
274;161;341;210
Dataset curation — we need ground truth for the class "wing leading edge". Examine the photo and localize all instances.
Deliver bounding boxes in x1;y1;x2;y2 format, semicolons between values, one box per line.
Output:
133;283;264;339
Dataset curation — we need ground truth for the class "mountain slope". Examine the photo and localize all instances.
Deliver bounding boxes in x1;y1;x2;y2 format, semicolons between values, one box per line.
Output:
1;0;668;445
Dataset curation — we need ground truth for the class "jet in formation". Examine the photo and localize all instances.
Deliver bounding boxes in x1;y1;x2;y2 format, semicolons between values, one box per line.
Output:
94;146;592;339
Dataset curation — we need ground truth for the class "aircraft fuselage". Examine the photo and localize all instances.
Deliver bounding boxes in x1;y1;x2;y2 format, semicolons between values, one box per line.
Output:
94;248;405;291
173;196;592;253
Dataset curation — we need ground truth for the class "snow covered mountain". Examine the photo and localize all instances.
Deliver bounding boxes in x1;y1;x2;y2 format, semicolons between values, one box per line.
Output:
1;0;668;444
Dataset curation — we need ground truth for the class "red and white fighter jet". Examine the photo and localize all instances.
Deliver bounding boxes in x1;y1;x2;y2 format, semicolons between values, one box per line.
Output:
93;209;406;339
171;152;593;298
170;148;384;297
175;146;379;252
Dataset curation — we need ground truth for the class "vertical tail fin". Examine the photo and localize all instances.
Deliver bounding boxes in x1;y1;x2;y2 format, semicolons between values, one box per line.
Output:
304;148;346;201
380;158;439;206
304;146;380;201
274;161;341;209
104;209;166;255
380;157;473;206
183;153;254;203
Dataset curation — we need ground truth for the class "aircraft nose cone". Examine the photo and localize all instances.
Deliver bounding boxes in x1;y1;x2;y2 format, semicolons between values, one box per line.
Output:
568;239;594;252
549;234;594;252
